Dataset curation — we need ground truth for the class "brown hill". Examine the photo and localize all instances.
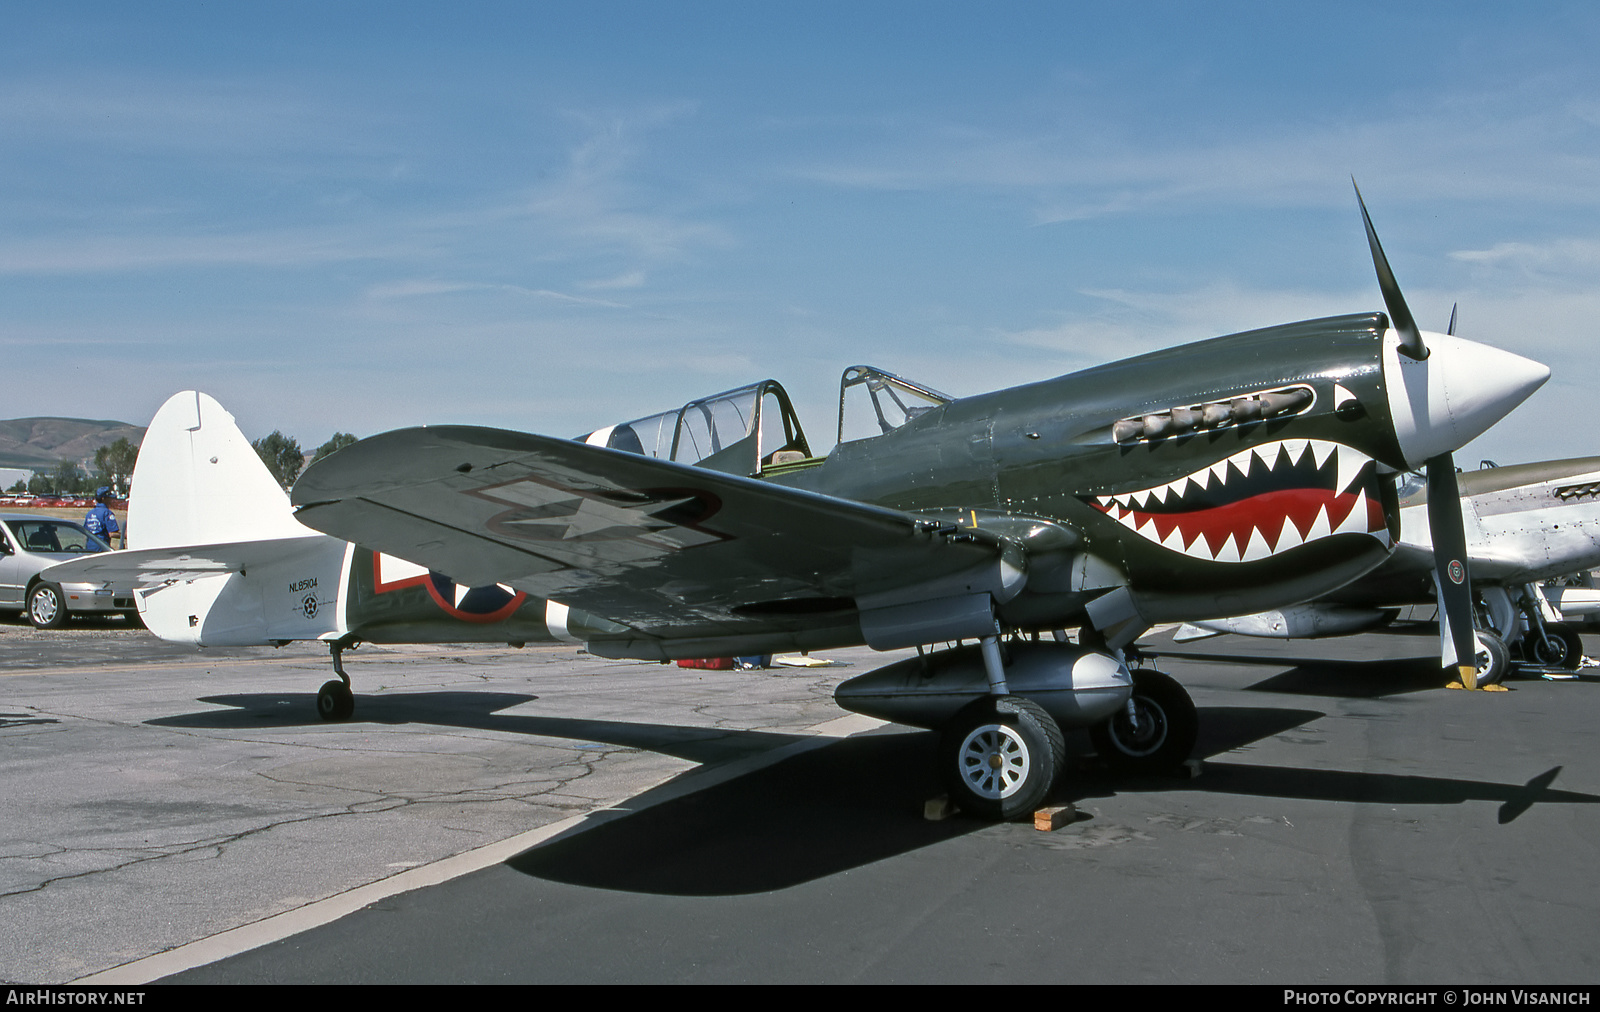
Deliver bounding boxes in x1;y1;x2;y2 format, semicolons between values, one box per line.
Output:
0;417;146;471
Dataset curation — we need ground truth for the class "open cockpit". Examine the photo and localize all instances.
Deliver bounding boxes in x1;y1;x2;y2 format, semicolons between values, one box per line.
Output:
579;365;954;479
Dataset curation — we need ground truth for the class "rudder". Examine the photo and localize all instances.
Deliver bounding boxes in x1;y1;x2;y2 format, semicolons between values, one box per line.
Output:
128;391;312;549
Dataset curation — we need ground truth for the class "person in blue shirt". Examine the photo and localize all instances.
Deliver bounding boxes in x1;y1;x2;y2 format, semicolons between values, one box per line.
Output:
84;487;123;549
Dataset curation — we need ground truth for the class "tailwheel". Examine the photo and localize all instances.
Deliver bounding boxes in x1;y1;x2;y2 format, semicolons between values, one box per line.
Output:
1527;623;1584;671
1090;668;1197;773
939;695;1064;821
317;679;355;721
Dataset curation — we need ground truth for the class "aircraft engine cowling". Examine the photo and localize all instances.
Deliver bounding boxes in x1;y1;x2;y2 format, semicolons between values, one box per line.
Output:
833;641;1132;731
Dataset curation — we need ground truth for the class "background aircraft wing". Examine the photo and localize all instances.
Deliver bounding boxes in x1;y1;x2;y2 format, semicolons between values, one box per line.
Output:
292;426;1011;648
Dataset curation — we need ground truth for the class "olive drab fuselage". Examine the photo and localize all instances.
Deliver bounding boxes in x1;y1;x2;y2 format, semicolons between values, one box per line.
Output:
768;314;1403;631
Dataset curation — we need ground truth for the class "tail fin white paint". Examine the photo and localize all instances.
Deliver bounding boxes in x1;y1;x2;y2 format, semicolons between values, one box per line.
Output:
128;391;311;549
119;391;350;645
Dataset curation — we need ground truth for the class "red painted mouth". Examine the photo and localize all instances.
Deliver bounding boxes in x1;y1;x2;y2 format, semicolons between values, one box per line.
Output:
1085;438;1389;563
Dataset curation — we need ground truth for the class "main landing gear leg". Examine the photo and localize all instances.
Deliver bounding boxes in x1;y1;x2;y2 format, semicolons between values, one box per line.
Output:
939;635;1066;820
317;636;358;722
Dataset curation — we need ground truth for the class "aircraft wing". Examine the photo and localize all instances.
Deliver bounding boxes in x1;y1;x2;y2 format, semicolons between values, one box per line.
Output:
292;426;1014;651
43;535;338;587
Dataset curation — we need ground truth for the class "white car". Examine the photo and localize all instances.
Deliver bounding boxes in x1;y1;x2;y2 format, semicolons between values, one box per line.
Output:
0;514;136;628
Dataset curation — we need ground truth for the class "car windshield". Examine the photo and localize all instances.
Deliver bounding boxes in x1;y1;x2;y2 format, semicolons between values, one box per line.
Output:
11;520;108;554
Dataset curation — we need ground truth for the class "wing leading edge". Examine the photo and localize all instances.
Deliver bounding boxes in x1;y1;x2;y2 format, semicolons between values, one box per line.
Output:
291;426;1015;653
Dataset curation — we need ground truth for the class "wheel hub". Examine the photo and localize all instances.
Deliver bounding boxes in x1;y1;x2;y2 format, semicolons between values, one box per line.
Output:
957;724;1030;799
1110;698;1168;756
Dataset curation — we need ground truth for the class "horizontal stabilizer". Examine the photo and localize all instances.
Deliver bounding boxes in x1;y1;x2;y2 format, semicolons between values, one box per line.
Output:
44;534;337;588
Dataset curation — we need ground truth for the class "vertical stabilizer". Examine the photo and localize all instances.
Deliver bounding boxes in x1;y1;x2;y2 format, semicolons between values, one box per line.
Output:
128;391;312;549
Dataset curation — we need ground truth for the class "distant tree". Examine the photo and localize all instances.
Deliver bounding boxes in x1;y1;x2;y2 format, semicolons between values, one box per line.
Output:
251;431;305;489
312;432;358;464
51;460;88;494
93;437;140;493
6;479;25;494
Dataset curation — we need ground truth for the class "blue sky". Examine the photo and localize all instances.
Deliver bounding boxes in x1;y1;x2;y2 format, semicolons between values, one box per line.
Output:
5;2;1600;464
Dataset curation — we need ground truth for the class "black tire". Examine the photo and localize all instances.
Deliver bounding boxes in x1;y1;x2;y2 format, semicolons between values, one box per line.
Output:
1473;628;1510;686
1090;668;1198;773
1528;623;1584;671
939;695;1064;820
317;680;355;721
27;583;68;630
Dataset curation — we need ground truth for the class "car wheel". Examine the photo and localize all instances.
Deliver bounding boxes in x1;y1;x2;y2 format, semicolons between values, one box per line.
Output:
28;583;69;630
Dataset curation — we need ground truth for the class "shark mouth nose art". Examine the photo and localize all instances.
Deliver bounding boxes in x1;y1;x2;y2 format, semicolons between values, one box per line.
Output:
1086;438;1389;564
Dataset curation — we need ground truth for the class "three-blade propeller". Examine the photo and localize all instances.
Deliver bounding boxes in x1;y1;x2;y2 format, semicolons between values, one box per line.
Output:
1354;182;1483;688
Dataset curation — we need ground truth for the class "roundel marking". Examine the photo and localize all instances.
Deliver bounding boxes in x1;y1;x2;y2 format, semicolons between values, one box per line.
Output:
423;572;528;623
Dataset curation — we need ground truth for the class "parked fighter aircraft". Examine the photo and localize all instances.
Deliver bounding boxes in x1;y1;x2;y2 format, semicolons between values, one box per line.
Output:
288;189;1549;819
1173;455;1600;684
43;391;599;719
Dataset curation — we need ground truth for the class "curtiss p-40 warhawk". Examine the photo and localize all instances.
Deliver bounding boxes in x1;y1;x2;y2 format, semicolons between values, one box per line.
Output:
289;189;1549;819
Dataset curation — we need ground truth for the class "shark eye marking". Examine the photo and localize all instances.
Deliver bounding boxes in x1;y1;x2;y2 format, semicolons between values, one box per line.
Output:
1111;384;1315;444
1085;438;1390;564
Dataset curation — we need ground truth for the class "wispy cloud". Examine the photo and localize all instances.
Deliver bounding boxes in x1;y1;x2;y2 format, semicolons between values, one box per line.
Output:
787;88;1600;222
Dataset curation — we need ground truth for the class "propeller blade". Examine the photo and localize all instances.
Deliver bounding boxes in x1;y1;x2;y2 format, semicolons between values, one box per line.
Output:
1447;302;1458;337
1354;179;1427;360
1427;452;1479;688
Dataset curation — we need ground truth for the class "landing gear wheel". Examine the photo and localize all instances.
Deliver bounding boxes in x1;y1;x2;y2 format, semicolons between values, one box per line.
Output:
1472;629;1510;686
1528;623;1584;671
939;695;1064;821
1091;668;1198;773
27;583;68;630
317;679;355;721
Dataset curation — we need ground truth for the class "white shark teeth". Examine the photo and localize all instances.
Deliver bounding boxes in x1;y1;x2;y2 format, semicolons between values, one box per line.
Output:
1093;438;1384;563
1311;440;1336;471
1240;526;1275;563
1335;490;1371;537
1335;445;1368;496
1250;443;1279;473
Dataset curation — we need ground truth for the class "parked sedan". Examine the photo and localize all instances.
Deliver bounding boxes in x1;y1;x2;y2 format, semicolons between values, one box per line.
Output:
0;514;137;628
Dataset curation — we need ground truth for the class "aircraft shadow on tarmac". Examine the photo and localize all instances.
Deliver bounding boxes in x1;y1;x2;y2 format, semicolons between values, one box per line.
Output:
145;691;807;767
145;692;1600;895
0;712;59;729
505;704;1600;896
1149;649;1478;698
